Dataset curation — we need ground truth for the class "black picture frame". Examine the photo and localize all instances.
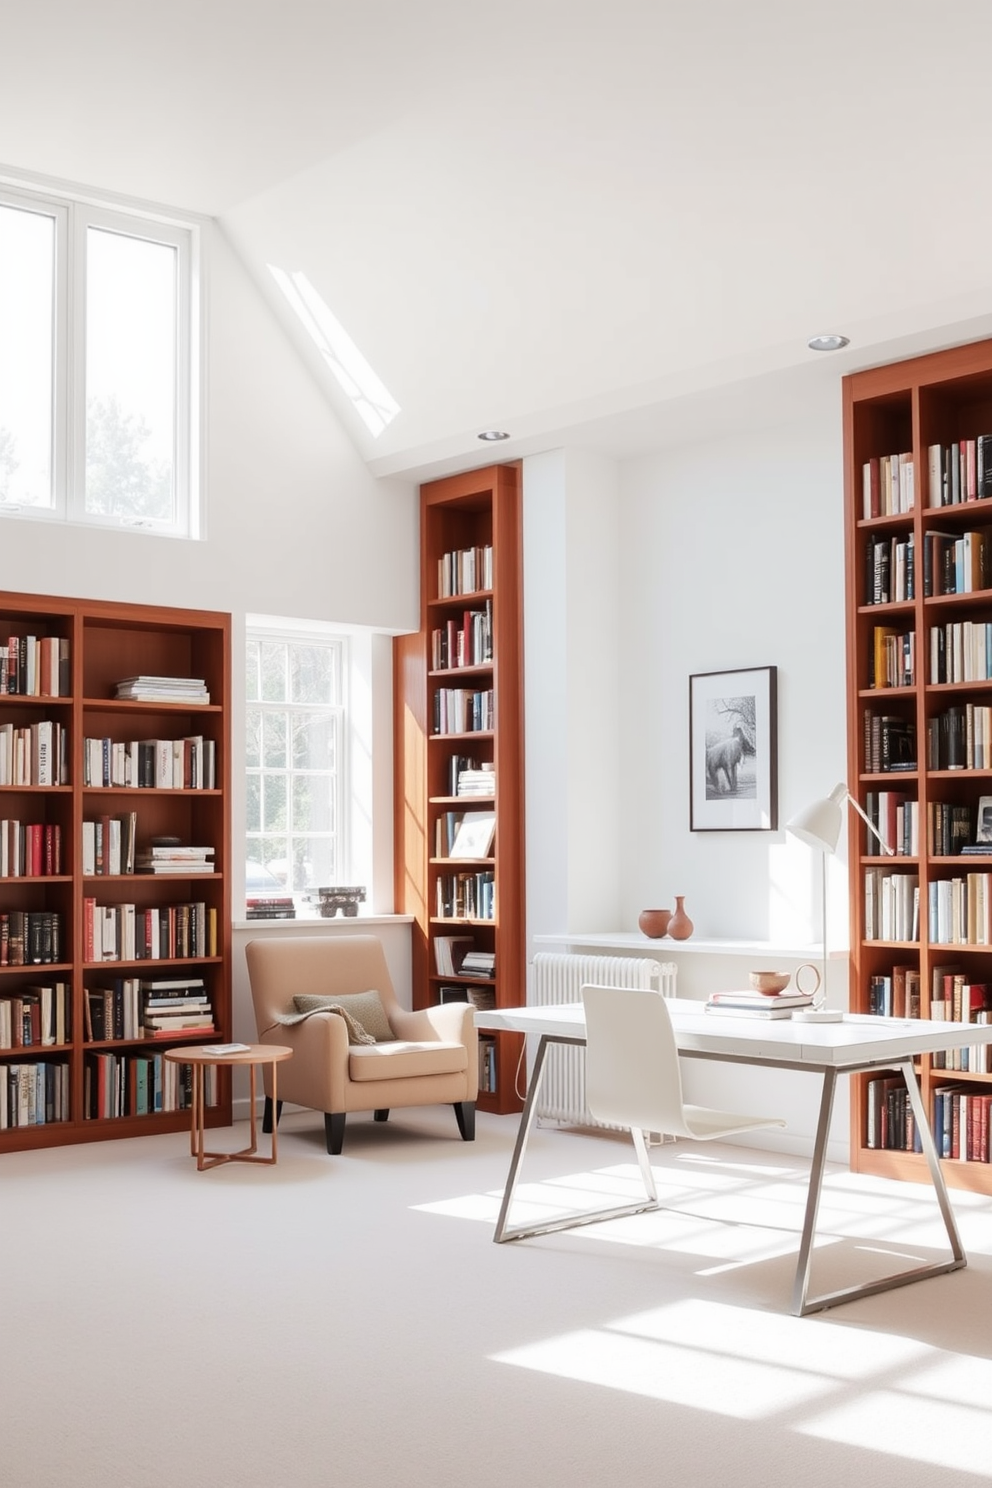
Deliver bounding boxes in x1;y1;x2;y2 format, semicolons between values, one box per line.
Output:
689;666;778;831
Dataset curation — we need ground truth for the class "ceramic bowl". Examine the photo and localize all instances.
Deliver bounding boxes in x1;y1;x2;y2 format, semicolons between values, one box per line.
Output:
638;909;672;938
749;970;791;996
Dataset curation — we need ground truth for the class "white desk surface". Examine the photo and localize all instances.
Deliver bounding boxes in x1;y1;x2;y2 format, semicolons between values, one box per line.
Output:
475;996;992;1068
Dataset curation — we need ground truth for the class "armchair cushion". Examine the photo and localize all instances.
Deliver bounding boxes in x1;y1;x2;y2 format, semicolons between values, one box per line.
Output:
291;990;396;1042
348;1040;469;1082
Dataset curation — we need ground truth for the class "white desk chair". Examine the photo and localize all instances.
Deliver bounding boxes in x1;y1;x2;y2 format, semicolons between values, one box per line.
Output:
581;982;787;1214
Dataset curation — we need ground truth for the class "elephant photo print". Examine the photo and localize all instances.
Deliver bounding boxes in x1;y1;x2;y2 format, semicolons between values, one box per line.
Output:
689;666;778;831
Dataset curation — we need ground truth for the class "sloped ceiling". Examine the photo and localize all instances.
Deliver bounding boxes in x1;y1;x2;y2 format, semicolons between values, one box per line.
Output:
4;1;992;480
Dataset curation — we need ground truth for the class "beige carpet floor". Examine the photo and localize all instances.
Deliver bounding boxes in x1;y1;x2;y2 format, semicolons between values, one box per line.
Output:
3;1106;991;1488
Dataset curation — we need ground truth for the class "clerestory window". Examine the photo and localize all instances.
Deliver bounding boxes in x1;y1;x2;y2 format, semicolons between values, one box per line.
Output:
0;178;201;538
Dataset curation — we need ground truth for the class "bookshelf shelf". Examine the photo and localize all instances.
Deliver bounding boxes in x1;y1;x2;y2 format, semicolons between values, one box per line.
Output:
394;463;525;1115
0;591;231;1146
845;340;992;1187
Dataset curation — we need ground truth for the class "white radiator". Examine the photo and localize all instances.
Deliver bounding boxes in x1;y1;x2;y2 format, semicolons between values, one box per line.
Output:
529;951;676;1129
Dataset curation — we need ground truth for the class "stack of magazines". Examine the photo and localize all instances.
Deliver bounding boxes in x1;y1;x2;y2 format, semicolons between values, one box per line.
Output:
115;675;210;704
704;989;815;1020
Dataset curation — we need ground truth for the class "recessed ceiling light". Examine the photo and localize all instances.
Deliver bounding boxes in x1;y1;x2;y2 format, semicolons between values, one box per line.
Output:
478;430;510;441
807;333;850;352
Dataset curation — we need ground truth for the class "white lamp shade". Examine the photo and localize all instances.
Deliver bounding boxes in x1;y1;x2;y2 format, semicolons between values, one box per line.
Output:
786;782;847;854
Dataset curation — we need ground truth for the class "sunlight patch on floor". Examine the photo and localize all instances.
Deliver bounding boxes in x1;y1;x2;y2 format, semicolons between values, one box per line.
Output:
492;1297;927;1419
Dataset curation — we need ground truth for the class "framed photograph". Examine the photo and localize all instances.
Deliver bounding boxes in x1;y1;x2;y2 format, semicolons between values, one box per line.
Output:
689;666;778;831
976;797;992;844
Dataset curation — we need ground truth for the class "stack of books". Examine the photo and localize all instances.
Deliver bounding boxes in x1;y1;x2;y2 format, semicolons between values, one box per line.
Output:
139;976;215;1038
704;989;815;1020
115;675;210;705
135;844;215;874
245;896;296;920
459;949;495;980
456;763;495;797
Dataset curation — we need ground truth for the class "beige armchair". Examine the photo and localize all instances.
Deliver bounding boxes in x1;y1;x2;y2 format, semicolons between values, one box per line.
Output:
245;934;478;1154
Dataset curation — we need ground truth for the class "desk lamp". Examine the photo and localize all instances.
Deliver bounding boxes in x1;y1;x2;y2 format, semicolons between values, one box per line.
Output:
786;782;894;1023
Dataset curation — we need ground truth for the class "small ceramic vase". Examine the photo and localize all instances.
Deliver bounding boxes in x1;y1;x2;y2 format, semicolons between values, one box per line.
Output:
668;896;694;941
638;908;672;938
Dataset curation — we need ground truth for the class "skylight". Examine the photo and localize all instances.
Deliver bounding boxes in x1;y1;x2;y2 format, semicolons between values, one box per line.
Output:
268;266;400;437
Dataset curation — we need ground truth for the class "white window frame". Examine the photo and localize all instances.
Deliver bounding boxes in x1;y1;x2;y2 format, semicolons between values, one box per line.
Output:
245;622;351;903
0;176;202;539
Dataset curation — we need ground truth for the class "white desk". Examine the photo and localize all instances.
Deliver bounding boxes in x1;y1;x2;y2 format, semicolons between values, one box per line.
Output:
476;998;992;1315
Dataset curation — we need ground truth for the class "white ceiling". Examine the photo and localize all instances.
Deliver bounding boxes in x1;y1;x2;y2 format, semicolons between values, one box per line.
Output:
5;0;992;481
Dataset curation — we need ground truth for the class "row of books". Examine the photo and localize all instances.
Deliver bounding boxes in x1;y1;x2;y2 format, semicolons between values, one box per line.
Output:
863;870;919;942
927;705;992;771
862;451;915;518
84;821;214;877
863;532;914;605
431;602;493;671
928;801;973;858
931;1086;992;1162
114;674;210;704
929;620;992;684
927;874;992;947
931;971;991;1071
0;983;71;1047
0;635;70;697
478;1034;497;1093
82;899;216;962
438;983;496;1010
921;527;992;596
0;720;68;786
865;1073;921;1152
870;625;915;688
0;1060;70;1128
83;734;216;789
84;1050;219;1120
432;687;495;735
862;710;916;774
437;544;493;599
84;975;215;1042
0;821;63;877
435;871;495;922
927;437;992;508
863;791;918;857
0;911;63;966
866;965;921;1018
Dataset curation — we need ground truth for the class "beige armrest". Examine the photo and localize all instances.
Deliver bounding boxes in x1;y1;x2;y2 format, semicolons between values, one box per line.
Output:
391;1003;477;1045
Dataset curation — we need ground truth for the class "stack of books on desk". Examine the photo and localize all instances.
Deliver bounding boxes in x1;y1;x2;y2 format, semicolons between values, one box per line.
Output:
704;990;815;1020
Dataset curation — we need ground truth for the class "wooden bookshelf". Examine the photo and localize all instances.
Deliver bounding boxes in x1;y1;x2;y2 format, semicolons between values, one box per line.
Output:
0;591;231;1148
844;340;992;1191
393;464;525;1114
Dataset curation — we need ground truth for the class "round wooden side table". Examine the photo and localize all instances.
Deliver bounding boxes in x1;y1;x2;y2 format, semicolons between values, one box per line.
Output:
164;1043;293;1170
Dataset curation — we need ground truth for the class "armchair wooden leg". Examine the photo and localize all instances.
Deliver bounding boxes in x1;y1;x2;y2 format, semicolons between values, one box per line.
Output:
373;1109;390;1122
262;1097;283;1134
324;1112;346;1154
453;1101;476;1141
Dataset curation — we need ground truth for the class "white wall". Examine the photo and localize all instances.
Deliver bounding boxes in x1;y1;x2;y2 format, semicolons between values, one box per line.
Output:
524;387;855;1158
523;448;622;945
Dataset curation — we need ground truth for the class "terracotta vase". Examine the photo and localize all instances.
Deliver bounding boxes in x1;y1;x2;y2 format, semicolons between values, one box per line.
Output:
638;908;672;939
668;896;694;941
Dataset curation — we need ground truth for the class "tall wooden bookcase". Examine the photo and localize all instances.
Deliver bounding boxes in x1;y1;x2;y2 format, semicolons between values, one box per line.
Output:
394;464;525;1114
0;590;231;1149
845;339;992;1192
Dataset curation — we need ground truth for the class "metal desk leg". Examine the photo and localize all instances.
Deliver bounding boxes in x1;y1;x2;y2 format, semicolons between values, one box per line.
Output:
794;1058;966;1316
494;1034;660;1244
